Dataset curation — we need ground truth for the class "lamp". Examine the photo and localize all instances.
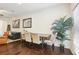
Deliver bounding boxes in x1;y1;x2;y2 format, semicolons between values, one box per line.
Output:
0;10;11;17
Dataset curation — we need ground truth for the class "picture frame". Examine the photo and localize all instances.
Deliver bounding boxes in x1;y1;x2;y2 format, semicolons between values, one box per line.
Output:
23;18;32;28
12;19;20;28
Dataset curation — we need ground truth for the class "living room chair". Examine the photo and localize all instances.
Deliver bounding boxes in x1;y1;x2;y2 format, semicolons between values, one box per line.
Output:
42;35;52;48
30;33;41;49
0;32;9;44
31;33;41;44
24;32;32;42
44;35;52;44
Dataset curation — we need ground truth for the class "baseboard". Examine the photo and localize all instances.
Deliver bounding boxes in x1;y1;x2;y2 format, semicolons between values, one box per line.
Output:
7;39;21;43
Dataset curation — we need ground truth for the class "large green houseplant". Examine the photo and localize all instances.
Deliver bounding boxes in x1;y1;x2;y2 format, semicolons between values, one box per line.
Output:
51;16;73;52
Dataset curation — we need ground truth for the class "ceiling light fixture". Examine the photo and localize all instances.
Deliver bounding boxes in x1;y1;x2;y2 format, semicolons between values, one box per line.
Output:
0;10;11;17
17;3;23;5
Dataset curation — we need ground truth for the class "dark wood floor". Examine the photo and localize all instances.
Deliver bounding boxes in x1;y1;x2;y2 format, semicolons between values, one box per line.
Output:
0;40;73;55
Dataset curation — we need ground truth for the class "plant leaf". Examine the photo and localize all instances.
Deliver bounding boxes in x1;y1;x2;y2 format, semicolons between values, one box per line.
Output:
64;17;73;29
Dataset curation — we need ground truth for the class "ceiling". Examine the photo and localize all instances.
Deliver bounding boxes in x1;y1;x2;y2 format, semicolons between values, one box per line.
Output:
0;3;69;17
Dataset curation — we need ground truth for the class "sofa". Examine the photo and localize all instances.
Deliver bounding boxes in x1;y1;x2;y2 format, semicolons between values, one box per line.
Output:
8;32;21;40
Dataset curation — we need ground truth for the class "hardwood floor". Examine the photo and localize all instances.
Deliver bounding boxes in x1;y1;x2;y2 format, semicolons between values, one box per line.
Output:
0;40;73;55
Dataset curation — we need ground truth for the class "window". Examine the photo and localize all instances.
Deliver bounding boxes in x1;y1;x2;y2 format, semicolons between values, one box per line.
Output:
74;5;79;55
0;20;7;36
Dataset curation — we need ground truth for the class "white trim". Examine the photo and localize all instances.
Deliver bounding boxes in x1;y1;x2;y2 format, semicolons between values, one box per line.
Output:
72;3;79;12
7;39;21;43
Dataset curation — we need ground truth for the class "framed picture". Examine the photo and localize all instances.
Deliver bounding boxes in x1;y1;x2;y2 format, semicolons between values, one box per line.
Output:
12;19;20;28
23;18;32;28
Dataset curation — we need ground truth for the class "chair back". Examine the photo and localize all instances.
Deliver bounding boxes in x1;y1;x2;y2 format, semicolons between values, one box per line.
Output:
47;35;51;40
31;33;40;44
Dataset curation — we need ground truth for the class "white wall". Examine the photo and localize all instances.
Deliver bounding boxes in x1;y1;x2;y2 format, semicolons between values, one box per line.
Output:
10;4;72;48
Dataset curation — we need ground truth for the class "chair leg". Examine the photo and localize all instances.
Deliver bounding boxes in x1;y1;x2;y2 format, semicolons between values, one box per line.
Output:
52;44;54;51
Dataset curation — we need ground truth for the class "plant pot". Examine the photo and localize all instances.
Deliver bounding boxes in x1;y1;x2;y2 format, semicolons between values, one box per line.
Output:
60;44;64;52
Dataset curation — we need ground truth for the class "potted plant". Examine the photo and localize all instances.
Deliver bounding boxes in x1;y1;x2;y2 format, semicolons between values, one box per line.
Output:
51;16;73;52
